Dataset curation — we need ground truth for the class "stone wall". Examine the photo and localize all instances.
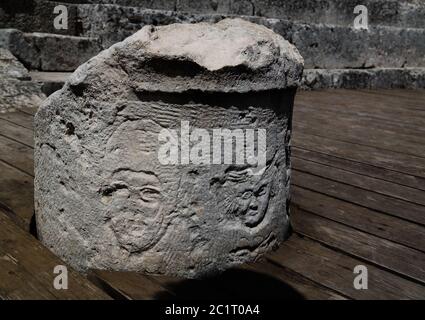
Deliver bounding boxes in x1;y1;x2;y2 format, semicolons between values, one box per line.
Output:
1;0;425;90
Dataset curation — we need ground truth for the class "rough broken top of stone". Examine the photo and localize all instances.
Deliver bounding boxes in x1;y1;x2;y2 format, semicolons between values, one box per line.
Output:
69;18;304;94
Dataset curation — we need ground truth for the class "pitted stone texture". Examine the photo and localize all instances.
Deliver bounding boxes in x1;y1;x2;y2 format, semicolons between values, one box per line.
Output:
0;28;102;71
0;48;29;80
72;18;303;92
0;77;46;113
302;68;425;90
0;0;79;35
77;5;425;70
35;19;302;278
0;48;45;113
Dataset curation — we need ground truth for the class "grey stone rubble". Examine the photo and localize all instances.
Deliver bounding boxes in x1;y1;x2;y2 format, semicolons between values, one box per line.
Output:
34;19;303;278
0;48;46;113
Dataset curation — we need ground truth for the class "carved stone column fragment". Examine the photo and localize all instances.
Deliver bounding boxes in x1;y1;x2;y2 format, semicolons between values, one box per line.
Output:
35;18;304;278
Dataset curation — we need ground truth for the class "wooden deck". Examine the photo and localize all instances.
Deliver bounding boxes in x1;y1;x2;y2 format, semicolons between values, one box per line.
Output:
0;89;424;299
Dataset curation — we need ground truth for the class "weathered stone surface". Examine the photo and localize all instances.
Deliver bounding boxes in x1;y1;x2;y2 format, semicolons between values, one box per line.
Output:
302;67;425;90
66;0;425;28
28;67;425;96
77;5;425;69
35;19;303;278
0;49;46;113
0;28;102;71
76;5;220;48
0;47;30;80
0;77;46;113
29;71;71;96
253;0;425;29
0;0;79;35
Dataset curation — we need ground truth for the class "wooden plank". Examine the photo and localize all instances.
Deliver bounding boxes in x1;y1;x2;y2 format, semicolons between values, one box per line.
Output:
0;119;34;148
297;90;425;125
90;271;232;300
147;274;232;299
0;161;34;232
89;270;175;300
0;112;33;130
293;132;425;179
293;147;425;191
295;92;425;131
18;107;38;116
291;208;425;283
357;90;425;111
0;211;111;300
268;234;425;299
291;186;425;251
90;259;346;300
295;101;425;138
293;108;425;158
244;260;346;300
293;157;425;206
151;267;315;300
356;89;425;104
339;89;425;111
0;135;34;176
292;170;425;225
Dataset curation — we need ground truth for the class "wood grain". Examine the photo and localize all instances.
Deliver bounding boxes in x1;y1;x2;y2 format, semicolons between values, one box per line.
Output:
268;234;425;299
0;161;34;231
0;211;111;300
291;186;425;251
291;208;425;283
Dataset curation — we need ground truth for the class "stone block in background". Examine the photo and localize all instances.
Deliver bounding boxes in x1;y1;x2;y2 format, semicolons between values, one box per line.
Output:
0;0;79;35
77;5;425;69
0;28;102;71
35;18;304;278
0;48;46;113
0;47;30;80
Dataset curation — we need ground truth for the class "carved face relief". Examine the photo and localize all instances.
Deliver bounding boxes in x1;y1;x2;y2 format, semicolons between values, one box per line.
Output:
213;167;272;228
103;170;165;253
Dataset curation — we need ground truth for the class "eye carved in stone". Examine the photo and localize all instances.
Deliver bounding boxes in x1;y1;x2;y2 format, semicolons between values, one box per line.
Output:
139;186;160;203
241;190;253;200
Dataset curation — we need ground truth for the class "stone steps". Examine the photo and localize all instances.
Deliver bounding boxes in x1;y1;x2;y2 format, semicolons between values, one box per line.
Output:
29;71;71;95
2;3;425;69
302;68;425;90
0;28;101;71
77;5;425;69
1;1;424;88
53;0;425;28
0;0;80;35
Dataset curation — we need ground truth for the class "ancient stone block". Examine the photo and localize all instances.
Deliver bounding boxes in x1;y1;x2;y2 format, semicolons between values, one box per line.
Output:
0;47;29;80
35;18;304;278
0;48;46;113
0;0;79;36
0;28;102;71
